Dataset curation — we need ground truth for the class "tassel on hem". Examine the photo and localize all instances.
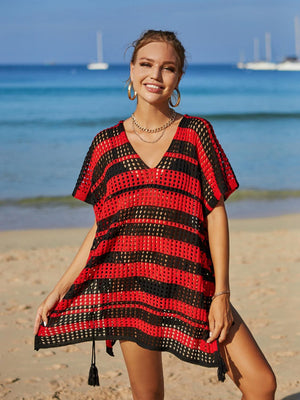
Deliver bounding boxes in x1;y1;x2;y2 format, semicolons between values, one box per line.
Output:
88;338;100;386
88;363;100;386
217;354;228;382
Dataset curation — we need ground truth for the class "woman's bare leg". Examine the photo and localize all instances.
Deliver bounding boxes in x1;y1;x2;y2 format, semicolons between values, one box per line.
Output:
119;340;164;400
220;305;277;400
119;305;276;400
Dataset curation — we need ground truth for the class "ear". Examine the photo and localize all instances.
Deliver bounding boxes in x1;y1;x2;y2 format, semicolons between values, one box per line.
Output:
176;72;183;87
130;62;135;82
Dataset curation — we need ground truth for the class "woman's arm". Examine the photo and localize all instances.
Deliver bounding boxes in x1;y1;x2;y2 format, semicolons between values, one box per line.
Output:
33;218;97;334
206;196;234;344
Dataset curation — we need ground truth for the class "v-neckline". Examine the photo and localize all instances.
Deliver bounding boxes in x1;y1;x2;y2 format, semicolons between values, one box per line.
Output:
120;115;186;170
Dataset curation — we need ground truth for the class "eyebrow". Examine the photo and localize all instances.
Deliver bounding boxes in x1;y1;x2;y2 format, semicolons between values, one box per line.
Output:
138;57;176;65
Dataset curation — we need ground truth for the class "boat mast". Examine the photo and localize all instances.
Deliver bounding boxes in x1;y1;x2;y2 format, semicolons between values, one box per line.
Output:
295;16;300;59
265;32;272;62
97;32;103;63
254;38;260;61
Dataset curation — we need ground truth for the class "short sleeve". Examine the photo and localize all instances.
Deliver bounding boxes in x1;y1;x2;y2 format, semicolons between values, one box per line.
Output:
72;137;97;205
195;118;239;216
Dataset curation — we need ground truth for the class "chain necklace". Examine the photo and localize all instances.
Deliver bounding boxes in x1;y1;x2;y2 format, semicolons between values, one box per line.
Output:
131;109;176;133
131;119;167;143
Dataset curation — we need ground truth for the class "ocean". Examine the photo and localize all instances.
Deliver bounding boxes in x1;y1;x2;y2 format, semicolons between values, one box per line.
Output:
1;64;300;230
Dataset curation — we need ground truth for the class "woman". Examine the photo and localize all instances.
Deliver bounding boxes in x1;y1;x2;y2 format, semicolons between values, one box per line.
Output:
34;30;276;399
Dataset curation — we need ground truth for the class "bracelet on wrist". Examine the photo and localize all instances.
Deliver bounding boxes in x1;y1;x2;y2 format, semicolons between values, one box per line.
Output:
212;290;230;301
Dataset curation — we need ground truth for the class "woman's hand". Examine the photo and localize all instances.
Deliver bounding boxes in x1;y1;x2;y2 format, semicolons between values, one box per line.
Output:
33;290;62;335
206;294;233;344
33;220;98;336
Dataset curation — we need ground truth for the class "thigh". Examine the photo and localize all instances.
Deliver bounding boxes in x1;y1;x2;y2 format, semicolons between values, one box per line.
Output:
119;340;164;400
220;305;276;397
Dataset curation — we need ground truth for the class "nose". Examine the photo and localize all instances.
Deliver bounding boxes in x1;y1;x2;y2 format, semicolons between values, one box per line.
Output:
150;66;162;81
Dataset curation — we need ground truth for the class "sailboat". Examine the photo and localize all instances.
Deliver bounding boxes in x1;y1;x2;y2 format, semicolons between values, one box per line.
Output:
276;16;300;71
87;32;109;70
238;17;300;71
237;33;277;70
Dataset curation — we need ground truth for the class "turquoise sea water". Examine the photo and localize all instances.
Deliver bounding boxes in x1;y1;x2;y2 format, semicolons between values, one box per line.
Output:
0;64;300;229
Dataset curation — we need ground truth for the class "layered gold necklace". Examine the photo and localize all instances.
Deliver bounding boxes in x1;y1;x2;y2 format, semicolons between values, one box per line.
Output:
131;110;176;143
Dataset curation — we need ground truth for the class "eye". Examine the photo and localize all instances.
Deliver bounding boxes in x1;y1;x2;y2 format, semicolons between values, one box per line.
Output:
163;66;176;72
140;62;151;67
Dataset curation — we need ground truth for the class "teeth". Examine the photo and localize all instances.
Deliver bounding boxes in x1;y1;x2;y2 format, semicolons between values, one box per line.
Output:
146;84;161;89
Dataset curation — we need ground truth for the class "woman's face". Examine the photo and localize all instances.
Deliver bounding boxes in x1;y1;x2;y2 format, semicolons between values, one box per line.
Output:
130;41;182;107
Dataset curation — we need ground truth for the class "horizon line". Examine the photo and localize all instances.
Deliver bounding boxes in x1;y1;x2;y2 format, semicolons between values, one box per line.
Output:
0;62;239;67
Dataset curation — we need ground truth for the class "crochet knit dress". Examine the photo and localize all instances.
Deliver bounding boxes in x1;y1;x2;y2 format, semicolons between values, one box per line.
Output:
35;115;239;381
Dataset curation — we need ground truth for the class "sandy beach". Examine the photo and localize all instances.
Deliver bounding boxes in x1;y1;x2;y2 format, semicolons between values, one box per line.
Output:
0;214;299;400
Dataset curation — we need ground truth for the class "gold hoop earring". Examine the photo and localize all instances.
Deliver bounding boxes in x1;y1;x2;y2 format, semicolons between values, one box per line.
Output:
169;87;181;108
128;81;137;100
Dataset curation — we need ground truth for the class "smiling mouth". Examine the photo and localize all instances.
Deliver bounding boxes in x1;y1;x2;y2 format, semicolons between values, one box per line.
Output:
145;83;164;91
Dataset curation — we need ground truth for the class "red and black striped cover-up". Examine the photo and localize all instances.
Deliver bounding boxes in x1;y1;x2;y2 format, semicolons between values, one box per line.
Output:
35;115;239;381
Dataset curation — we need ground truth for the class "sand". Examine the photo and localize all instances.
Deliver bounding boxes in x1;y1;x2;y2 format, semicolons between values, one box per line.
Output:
0;214;299;400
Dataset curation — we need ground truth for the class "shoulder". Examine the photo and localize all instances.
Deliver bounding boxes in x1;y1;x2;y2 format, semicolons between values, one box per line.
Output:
180;115;215;142
90;120;123;149
182;115;223;157
183;115;215;138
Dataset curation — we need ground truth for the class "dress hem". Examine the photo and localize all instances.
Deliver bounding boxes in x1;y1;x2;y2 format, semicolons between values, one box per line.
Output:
34;333;227;381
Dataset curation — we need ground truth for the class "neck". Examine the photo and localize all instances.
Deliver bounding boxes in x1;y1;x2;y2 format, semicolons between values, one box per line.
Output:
133;102;174;129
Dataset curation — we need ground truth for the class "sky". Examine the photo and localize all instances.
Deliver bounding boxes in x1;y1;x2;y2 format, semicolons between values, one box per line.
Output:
0;0;299;64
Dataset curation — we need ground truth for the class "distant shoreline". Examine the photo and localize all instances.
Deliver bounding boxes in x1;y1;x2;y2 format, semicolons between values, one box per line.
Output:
0;63;245;68
1;190;300;231
1;189;300;208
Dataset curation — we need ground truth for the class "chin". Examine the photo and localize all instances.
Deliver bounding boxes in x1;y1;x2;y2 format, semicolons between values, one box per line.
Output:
139;93;169;107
